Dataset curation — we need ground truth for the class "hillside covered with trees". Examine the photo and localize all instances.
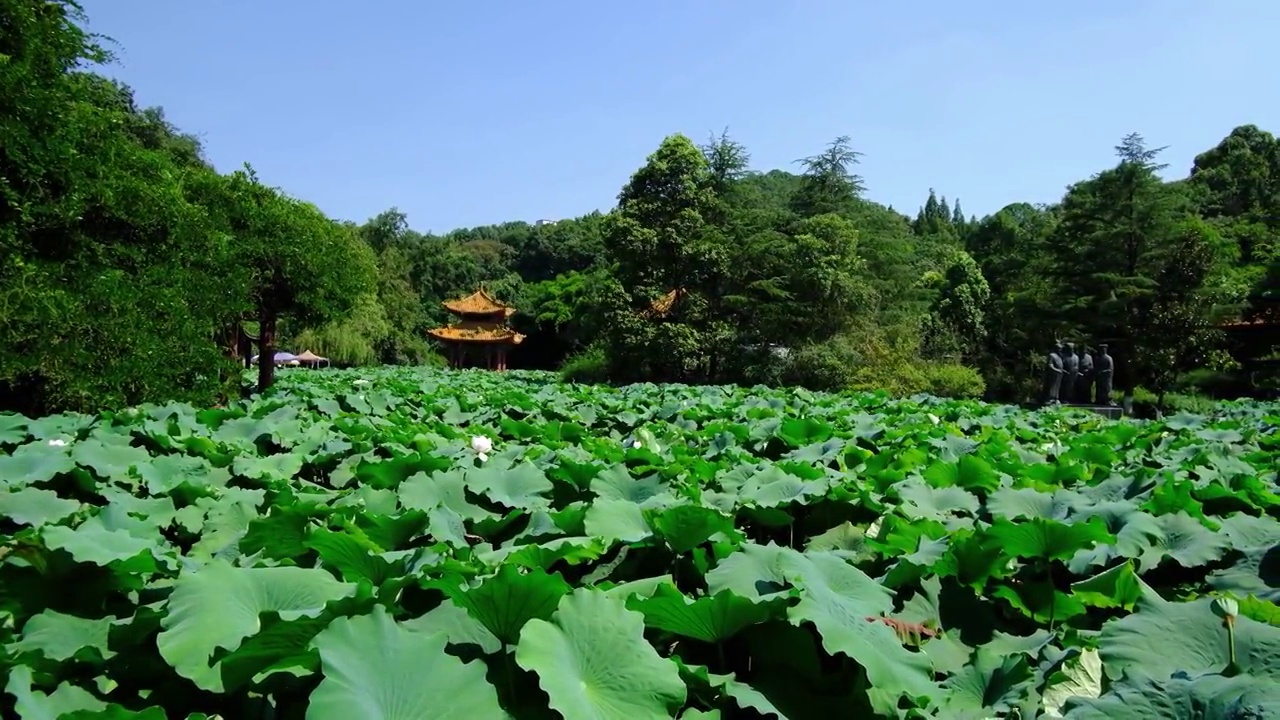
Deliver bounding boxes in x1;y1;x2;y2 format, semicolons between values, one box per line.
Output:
3;1;1278;418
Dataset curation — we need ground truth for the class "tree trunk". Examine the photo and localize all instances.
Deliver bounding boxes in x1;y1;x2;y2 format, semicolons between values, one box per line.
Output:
257;307;278;393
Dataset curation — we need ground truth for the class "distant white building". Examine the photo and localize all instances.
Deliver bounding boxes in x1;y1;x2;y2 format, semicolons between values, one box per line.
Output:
535;219;558;226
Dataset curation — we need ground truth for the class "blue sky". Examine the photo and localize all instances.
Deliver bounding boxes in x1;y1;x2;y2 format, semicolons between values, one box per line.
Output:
83;0;1278;233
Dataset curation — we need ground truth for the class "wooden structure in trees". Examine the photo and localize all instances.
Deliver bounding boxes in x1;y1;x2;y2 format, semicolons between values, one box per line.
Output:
641;288;687;319
428;288;525;370
1222;300;1280;389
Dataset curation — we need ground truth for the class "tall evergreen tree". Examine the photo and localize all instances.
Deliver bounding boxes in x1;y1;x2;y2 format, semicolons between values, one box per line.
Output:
791;136;865;217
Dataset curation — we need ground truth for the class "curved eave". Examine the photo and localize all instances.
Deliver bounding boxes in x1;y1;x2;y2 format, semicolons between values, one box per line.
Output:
428;328;526;345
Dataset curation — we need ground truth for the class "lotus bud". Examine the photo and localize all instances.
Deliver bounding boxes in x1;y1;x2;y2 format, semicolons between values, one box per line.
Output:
1212;596;1238;621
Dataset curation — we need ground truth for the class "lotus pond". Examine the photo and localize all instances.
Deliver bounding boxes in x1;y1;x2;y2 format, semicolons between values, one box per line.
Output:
1;367;1278;719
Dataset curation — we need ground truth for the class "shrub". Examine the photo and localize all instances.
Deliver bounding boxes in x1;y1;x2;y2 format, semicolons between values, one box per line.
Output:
560;344;609;384
919;362;987;399
782;337;862;392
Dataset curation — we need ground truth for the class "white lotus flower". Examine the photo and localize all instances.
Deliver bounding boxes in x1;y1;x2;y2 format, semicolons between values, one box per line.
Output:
471;435;493;462
927;413;940;425
47;439;67;447
632;440;643;449
353;378;371;386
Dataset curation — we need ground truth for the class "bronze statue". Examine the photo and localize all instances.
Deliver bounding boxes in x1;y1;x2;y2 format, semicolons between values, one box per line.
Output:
1042;342;1064;404
1077;345;1095;404
1061;342;1079;403
1095;344;1115;405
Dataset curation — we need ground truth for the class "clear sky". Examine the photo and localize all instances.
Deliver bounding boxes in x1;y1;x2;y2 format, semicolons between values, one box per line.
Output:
82;0;1278;234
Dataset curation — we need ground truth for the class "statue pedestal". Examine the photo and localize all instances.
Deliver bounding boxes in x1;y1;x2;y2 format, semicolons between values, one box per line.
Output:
1070;404;1125;420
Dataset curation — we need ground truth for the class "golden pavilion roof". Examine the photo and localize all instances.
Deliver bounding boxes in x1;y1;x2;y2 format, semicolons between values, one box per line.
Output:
442;288;515;317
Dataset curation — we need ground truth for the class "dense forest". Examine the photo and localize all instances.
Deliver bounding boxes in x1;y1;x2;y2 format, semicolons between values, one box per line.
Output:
2;1;1278;418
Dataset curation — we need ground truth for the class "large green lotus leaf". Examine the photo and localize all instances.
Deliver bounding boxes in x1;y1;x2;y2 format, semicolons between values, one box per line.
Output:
1208;514;1280;602
1115;511;1230;572
786;552;937;702
738;464;826;508
71;438;152;482
988;517;1114;561
804;522;873;562
678;663;786;719
1238;596;1280;626
1099;592;1280;682
629;584;779;643
1063;500;1150;572
239;505;314;560
991;579;1087;625
356;508;430;550
590;464;671;507
4;665;109;719
921;453;1000;494
1218;513;1280;550
0;487;80;527
62;706;167;719
516;588;687;719
648;504;736;553
1071;561;1142;611
1042;648;1103;717
896;481;979;522
233;452;305;481
0;443;75;490
42;516;166;570
96;489;180;535
402;600;502;654
599;574;676;601
434;564;570;646
307;606;506;720
787;437;848;464
467;461;554;510
777;416;832;447
1061;673;1280;719
136;453;231;494
24;412;94;442
213;413;301;450
584;498;653;544
398;470;490;521
0;413;27;445
927;433;980;463
987;487;1080;521
10;609;116;662
1210;545;1280;604
305;527;395;584
157;562;356;691
425;505;469;547
215;614;330;692
513;509;565;543
186;496;263;562
705;542;802;601
937;649;1036;717
483;536;606;569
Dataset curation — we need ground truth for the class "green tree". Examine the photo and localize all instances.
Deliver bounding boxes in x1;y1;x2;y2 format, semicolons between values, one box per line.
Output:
921;250;991;361
602;133;727;381
965;203;1060;397
0;1;245;413
213;167;378;391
